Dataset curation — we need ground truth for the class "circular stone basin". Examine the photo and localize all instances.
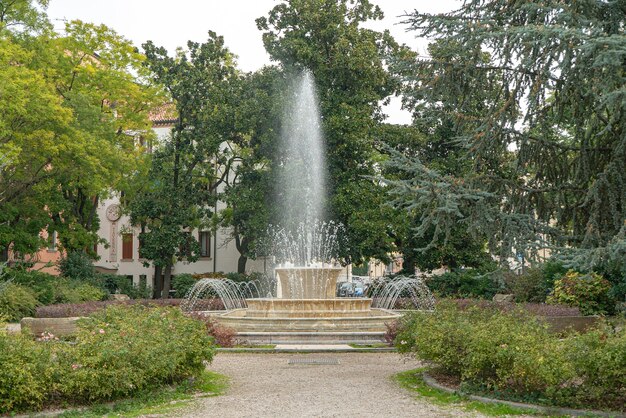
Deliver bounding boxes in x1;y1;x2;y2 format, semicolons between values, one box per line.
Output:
275;267;343;299
244;298;374;318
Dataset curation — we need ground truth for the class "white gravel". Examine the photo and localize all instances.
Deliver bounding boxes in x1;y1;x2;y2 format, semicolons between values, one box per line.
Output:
179;353;487;418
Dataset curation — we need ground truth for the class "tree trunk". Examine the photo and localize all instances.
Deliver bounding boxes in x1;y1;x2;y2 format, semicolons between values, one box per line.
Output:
153;265;162;299
237;254;247;274
162;264;172;299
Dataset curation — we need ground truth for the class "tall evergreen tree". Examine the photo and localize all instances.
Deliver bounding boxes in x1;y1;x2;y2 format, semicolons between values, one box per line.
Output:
386;1;626;277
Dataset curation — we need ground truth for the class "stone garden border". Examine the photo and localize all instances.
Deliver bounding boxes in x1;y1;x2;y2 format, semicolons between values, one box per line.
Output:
421;371;625;418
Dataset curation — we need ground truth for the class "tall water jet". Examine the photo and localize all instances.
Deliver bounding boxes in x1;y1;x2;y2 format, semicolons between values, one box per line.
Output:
277;70;326;230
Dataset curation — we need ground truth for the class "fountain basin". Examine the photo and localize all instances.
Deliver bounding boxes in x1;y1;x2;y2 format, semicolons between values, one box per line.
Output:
275;267;343;299
245;298;373;318
210;307;400;333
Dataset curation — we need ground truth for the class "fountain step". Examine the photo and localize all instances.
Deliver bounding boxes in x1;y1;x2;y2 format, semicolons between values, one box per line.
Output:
236;331;386;345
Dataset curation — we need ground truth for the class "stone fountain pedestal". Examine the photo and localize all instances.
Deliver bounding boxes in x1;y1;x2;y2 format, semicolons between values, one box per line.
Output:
209;266;401;344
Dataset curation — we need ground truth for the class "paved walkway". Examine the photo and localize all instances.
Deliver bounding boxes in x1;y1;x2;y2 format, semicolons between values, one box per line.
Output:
180;353;486;418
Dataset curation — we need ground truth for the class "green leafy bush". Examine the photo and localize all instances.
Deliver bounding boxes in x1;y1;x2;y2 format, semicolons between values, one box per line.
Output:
503;267;550;303
1;269;106;305
58;251;96;281
426;269;503;299
547;270;614;315
562;326;626;409
2;268;57;305
396;302;625;411
0;328;53;413
172;273;196;298
0;305;216;413
57;305;215;402
52;280;107;304
0;283;39;321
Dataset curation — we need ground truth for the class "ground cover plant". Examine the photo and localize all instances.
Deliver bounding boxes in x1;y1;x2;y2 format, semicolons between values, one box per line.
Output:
0;305;216;414
396;302;625;412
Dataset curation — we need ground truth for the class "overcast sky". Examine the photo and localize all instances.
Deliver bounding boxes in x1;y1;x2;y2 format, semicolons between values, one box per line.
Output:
46;0;460;124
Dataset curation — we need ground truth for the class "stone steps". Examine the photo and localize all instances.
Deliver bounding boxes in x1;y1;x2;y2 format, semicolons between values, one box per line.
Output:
235;331;387;345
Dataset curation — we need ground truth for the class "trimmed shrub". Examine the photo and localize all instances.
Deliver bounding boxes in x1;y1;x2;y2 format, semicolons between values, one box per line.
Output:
445;298;581;317
2;268;57;305
503;267;550;303
35;298;224;318
53;280;107;304
0;283;39;321
547;271;614;315
56;305;215;402
58;251;96;281
396;302;625;411
172;273;196;298
0;305;216;413
0;328;54;413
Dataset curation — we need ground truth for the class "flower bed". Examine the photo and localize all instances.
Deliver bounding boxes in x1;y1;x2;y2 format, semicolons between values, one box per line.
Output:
1;305;216;414
396;301;625;412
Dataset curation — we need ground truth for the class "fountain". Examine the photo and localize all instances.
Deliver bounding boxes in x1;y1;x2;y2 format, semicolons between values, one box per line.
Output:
183;71;433;344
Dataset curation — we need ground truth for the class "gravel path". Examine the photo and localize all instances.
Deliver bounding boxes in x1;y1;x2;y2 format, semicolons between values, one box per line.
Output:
180;353;485;418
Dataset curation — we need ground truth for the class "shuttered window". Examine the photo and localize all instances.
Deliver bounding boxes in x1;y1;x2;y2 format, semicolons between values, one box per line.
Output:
122;233;133;260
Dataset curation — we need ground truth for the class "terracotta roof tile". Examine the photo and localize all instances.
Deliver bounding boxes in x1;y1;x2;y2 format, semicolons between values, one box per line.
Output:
149;103;178;126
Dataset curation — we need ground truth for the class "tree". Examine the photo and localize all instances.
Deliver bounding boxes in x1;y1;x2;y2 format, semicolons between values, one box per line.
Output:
257;0;410;264
387;1;626;275
130;32;240;297
218;67;284;273
0;36;72;256
0;1;159;260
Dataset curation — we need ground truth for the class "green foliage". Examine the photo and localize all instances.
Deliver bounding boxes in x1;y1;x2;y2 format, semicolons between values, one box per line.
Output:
52;281;107;304
0;305;216;413
2;268;56;305
426;269;503;300
131;32;240;296
257;0;408;264
397;303;625;411
59;251;96;281
0;283;39;321
562;326;626;409
172;274;196;298
95;273;151;299
57;306;215;403
387;0;626;267
1;6;159;257
503;268;549;303
547;271;614;316
0;329;53;413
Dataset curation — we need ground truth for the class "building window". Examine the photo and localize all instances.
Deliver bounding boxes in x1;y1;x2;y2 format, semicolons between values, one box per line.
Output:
122;233;133;260
199;231;211;257
48;231;57;251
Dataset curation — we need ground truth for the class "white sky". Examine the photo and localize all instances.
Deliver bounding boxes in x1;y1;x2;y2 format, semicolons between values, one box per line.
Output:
46;0;460;124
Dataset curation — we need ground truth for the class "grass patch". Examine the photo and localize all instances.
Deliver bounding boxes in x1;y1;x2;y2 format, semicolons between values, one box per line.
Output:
348;343;391;349
394;368;562;417
55;370;228;417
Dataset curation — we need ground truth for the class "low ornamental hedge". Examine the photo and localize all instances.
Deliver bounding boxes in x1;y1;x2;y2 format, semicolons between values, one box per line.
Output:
0;305;216;414
396;301;625;412
35;298;225;318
